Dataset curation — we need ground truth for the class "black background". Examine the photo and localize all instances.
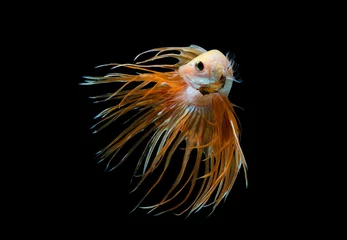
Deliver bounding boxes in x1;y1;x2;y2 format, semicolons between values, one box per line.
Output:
60;7;261;225
14;2;328;233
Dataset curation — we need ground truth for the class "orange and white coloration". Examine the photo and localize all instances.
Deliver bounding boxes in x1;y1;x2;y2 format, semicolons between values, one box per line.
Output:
83;45;247;216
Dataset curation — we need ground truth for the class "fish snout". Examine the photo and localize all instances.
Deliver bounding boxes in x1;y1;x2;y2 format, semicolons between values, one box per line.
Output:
198;64;226;95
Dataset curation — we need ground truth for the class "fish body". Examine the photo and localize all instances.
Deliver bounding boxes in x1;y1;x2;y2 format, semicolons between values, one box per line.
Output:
82;45;247;216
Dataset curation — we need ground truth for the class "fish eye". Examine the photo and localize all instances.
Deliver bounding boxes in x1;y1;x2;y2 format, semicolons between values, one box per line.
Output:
195;61;204;71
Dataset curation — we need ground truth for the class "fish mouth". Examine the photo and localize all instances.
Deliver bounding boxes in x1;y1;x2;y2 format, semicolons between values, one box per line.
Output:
198;75;226;95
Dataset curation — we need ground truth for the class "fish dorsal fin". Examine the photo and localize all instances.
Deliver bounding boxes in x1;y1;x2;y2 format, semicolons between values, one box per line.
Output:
133;45;207;70
188;44;207;53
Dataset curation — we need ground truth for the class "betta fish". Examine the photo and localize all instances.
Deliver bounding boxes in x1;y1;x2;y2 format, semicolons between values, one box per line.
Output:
82;44;248;217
